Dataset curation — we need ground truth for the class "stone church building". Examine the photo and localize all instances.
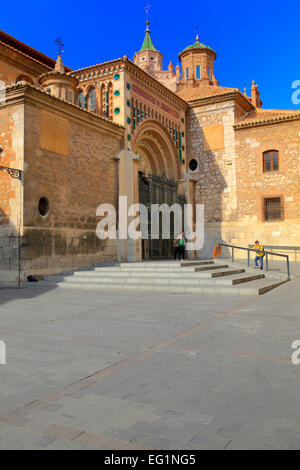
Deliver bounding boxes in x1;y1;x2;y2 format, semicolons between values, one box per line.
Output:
0;20;299;284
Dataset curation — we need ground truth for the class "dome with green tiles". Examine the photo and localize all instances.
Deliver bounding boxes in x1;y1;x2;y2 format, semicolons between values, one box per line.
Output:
179;35;216;58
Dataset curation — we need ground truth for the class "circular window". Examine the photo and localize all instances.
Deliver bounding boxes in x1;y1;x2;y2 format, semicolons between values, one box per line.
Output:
127;117;131;124
126;83;131;90
127;100;131;107
114;107;120;115
38;197;49;217
114;90;120;96
189;159;198;172
114;73;120;81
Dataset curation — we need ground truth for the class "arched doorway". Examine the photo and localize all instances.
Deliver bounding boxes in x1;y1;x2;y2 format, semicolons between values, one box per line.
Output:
132;119;181;179
132;120;184;259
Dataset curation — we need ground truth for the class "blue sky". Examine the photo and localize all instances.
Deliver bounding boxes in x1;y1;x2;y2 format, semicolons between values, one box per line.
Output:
2;0;300;109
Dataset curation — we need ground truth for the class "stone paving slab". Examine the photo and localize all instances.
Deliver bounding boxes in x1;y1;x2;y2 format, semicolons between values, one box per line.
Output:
0;276;300;449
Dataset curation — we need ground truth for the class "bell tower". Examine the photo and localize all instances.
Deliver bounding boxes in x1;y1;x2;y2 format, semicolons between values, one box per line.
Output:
133;5;163;74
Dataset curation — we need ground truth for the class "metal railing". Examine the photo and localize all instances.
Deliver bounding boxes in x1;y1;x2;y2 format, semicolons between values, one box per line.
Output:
248;245;300;251
218;243;290;279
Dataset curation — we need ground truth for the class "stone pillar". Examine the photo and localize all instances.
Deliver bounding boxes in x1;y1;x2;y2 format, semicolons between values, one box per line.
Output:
183;175;198;260
114;150;142;262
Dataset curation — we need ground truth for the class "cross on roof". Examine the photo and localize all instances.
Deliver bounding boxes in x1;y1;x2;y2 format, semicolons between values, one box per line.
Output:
145;2;151;21
55;37;64;56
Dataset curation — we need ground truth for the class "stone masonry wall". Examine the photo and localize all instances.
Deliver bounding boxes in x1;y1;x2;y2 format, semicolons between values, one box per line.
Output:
22;94;123;277
186;100;237;257
233;120;300;259
186;100;300;261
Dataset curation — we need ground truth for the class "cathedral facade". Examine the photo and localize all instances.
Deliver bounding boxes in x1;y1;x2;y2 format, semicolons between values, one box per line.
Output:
0;22;299;284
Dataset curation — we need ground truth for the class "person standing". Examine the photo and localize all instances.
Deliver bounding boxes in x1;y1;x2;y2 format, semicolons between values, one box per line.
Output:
177;232;186;260
254;240;264;270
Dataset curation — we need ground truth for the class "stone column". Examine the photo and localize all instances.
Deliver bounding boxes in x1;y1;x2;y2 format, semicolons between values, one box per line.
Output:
114;150;142;262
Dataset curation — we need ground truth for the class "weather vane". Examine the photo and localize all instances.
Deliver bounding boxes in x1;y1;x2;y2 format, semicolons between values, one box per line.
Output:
55;37;64;56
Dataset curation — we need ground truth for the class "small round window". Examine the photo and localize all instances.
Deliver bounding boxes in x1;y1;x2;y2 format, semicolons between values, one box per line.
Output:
38;197;49;217
189;159;198;172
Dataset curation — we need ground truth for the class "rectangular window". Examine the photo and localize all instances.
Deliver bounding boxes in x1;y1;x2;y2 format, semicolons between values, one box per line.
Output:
196;65;201;80
185;68;189;81
263;197;283;221
207;67;211;79
68;90;73;103
263;151;279;172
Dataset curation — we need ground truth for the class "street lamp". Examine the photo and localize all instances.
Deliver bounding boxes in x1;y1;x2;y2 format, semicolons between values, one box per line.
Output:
0;147;23;180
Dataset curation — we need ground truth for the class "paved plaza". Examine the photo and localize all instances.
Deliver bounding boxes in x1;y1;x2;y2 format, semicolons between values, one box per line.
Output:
0;273;300;450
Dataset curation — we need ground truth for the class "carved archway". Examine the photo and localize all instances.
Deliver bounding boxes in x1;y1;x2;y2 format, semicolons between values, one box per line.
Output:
132;120;183;260
132;119;181;180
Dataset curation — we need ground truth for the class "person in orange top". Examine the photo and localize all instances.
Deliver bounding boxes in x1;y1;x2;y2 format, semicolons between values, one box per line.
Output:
254;240;264;270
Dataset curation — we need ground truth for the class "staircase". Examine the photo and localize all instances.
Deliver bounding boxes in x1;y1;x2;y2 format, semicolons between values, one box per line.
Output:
33;260;288;295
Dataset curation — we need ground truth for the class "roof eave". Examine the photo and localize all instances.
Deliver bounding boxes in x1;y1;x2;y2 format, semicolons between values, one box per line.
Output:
184;90;253;109
234;112;300;129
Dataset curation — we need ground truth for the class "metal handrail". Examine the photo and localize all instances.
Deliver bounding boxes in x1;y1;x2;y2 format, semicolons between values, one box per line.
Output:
218;243;290;279
248;244;300;251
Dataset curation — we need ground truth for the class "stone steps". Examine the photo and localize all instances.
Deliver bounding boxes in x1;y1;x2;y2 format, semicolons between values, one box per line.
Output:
74;268;245;279
29;259;288;295
63;272;264;286
35;277;286;295
94;264;229;273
